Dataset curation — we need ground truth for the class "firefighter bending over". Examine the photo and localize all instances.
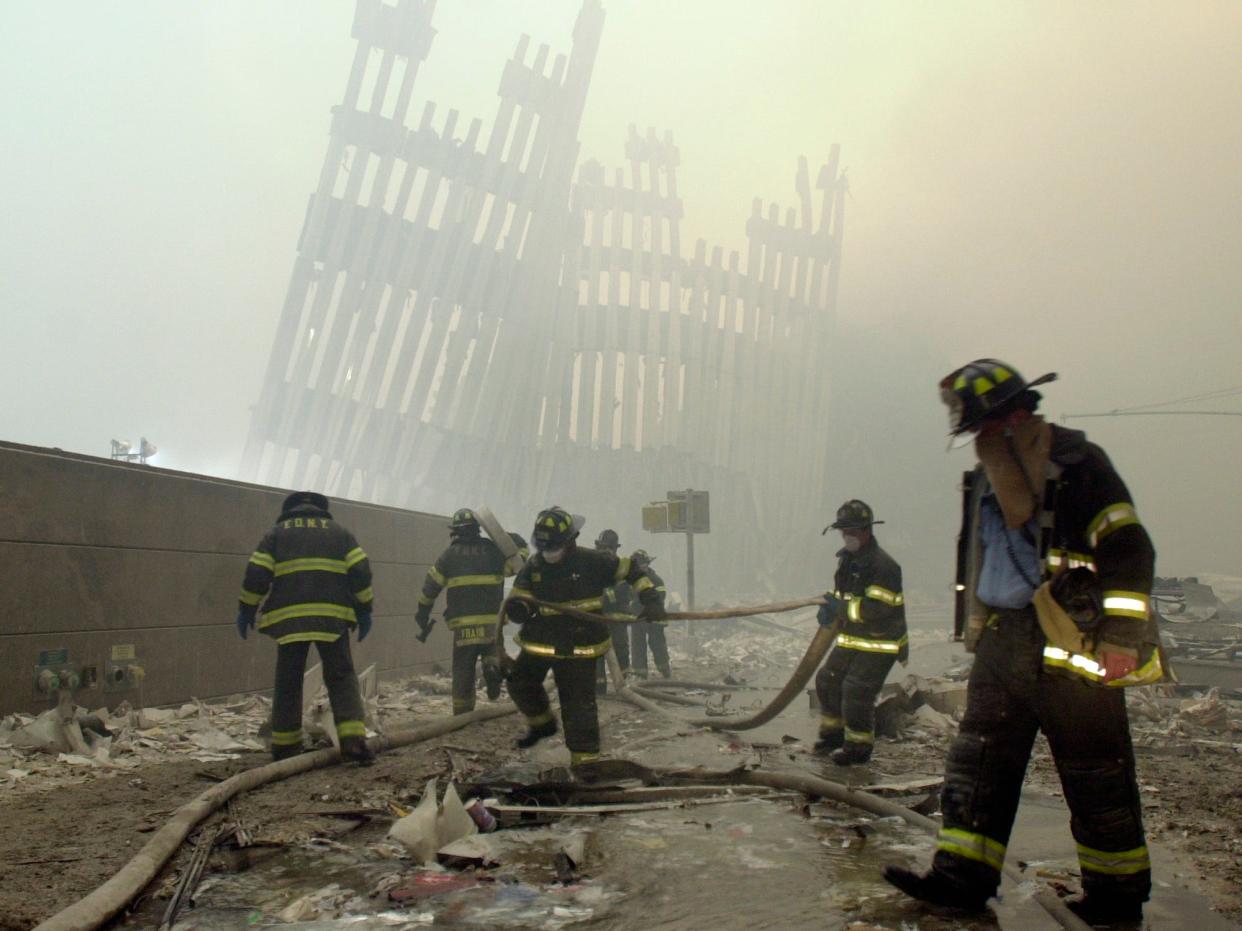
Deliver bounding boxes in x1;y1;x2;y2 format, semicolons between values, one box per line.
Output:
814;499;908;765
237;491;375;765
885;359;1163;925
505;507;665;771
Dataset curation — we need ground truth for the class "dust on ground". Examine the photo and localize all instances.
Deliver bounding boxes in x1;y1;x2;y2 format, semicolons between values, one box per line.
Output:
2;620;1241;928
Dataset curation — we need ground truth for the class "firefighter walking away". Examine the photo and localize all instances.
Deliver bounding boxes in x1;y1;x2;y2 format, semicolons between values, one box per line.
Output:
237;491;376;765
415;508;513;715
814;499;908;766
885;359;1163;925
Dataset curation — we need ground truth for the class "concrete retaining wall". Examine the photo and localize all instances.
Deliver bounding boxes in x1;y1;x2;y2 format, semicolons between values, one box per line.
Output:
0;441;452;715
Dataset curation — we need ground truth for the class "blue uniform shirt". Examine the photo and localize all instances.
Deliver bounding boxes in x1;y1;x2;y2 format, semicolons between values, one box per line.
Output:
976;494;1040;609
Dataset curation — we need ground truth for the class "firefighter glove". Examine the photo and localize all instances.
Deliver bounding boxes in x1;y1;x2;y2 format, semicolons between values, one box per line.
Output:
236;609;256;640
356;609;372;642
415;616;435;643
505;598;535;624
817;594;839;626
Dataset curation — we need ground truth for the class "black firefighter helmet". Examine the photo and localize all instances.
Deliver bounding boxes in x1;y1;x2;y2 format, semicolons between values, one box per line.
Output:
532;507;579;552
281;490;330;516
824;499;883;534
939;358;1057;437
450;508;481;537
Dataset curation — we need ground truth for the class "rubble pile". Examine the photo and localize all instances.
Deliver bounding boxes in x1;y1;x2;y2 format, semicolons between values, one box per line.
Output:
0;671;459;796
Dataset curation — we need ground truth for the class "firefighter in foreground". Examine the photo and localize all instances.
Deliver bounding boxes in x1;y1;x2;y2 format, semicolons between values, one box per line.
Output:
628;549;672;679
813;500;908;765
593;528;630;691
885;359;1163;925
505;507;665;769
415;508;511;715
237;491;375;764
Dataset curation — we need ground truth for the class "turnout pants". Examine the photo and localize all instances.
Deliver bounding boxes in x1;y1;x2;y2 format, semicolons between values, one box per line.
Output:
451;641;502;714
815;645;895;753
631;621;670;676
508;650;600;766
271;637;367;751
933;607;1150;903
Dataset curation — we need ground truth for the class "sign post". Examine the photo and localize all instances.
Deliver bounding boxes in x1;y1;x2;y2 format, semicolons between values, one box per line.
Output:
642;489;710;654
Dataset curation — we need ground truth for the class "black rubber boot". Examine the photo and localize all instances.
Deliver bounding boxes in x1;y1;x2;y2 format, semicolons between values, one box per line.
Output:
831;743;873;766
482;662;504;701
271;744;303;763
515;720;558;749
813;731;844;755
883;865;991;913
1066;894;1143;926
339;736;376;767
656;664;672;679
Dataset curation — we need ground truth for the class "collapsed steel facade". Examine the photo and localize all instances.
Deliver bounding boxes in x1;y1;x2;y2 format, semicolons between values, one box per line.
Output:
241;0;845;595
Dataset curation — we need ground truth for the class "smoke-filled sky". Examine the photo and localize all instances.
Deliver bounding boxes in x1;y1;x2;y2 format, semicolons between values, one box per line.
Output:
3;2;1241;586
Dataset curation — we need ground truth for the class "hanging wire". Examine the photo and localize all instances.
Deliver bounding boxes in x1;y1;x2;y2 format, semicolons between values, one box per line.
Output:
1063;382;1242;420
1113;384;1242;412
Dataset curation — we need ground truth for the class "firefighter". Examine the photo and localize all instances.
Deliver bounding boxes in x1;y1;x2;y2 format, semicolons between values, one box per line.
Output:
592;528;630;690
885;359;1162;925
813;500;908;765
629;549;672;679
505;507;665;771
237;491;375;765
414;508;511;715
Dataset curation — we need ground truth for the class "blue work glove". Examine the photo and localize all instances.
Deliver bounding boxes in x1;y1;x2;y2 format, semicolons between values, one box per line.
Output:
356;609;372;642
817;594;839;627
236;609;256;640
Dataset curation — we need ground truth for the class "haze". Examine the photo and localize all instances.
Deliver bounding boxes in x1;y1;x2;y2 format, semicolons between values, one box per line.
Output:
3;1;1240;595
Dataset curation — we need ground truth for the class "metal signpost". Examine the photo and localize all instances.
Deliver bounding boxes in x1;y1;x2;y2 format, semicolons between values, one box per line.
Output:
642;489;710;652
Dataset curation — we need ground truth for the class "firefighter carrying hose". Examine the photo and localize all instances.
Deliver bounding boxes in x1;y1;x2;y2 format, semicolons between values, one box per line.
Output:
813;499;908;765
414;508;513;715
885;359;1164;925
505;507;665;771
236;491;375;765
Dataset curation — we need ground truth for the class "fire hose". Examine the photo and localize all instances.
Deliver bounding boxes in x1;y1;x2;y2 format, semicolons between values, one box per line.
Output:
32;705;519;931
502;593;838;731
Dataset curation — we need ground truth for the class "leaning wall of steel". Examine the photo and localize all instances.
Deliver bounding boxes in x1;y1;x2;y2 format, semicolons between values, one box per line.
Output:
240;0;845;593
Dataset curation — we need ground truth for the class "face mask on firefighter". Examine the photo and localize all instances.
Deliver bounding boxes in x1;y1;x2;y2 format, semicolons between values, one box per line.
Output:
541;547;566;564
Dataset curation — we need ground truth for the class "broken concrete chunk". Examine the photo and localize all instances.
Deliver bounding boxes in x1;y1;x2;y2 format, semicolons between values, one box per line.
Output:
912;704;957;733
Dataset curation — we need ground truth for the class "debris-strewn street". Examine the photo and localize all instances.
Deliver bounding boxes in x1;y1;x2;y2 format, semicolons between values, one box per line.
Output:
2;614;1240;929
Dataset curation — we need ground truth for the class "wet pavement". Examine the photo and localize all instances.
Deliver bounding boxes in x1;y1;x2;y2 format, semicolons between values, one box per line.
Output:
124;612;1229;929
